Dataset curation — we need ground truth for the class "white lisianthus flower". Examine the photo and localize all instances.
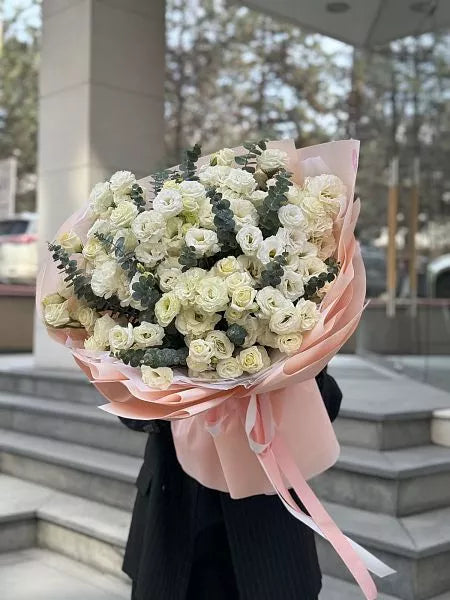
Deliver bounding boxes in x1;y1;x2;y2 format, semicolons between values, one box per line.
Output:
214;256;241;278
153;188;183;218
296;299;320;331
238;345;270;374
141;366;174;390
269;305;302;335
225;271;254;295
109;323;134;352
155;292;181;327
239;315;259;348
113;228;138;252
278;204;306;230
76;305;98;332
189;338;214;363
84;336;104;351
133;322;165;348
277;332;303;355
195;277;229;314
256;286;289;317
109;201;138;230
205;330;234;360
158;267;182;292
278;270;305;302
230;286;257;312
211;148;235;167
229;199;258;229
223;168;257;195
304;174;346;205
89;181;113;216
279;227;309;254
131;210;165;243
82;237;108;265
90;259;122;298
158;256;181;271
44;301;71;328
185;228;219;257
93;314;116;348
216;357;243;379
236;225;263;256
198;199;215;229
174;268;207;303
297;255;328;281
257;235;285;265
57;231;83;254
257;324;279;349
256;148;288;173
175;308;221;337
109;170;136;195
42;293;65;307
224;306;246;324
87;219;110;240
179;181;207;212
134;242;166;267
198;165;232;187
237;255;264;281
186;356;212;373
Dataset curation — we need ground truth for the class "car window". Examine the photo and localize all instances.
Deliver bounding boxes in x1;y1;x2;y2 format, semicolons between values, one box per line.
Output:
0;220;29;235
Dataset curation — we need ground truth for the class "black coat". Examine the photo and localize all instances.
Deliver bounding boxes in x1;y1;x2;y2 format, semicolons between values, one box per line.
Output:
120;369;342;600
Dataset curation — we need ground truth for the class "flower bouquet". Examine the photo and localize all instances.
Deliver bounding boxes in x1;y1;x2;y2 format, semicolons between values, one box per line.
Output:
38;139;393;599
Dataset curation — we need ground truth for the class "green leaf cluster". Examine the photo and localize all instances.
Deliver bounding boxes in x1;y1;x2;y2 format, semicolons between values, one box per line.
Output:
131;274;161;321
257;170;292;237
226;323;247;347
129;183;146;213
234;139;267;173
259;254;287;288
179;244;199;271
209;190;238;253
179;143;202;181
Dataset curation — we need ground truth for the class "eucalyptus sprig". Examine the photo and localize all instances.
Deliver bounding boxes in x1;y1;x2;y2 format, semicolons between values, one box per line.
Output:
257;170;292;237
234;139;267;173
179;143;202;181
129;183;146;212
208;190;238;254
259;254;287;289
95;233;137;278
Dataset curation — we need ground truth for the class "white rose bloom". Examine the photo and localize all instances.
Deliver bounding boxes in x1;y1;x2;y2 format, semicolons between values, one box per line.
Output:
214;256;241;278
269;305;302;335
44;301;71;328
199;165;232;187
278;270;305;302
179;181;207;210
89;181;114;216
185;228;219;257
216;357;243;379
131;210;165;243
297;255;327;281
225;271;254;295
109;170;136;195
256;286;289;317
230;286;257;312
296;299;320;331
189;338;214;364
158;267;182;292
141;366;174;390
174;268;207;304
277;332;303;355
238;345;270;374
93;314;116;348
109;323;134;352
42;293;65;307
90;259;122;298
223;168;256;195
84;336;104;351
236;225;263;256
155;292;181;327
249;189;267;208
135;242;166;267
198;200;215;229
175;308;221;337
109;201;138;230
229;199;258;229
212;148;235;167
278;204;306;230
153;188;183;218
133;322;165;348
57;231;83;254
237;255;264;281
257;235;285;265
224;306;245;324
82;237;108;265
205;330;234;360
186;356;211;374
76;305;98;332
286;183;304;206
195;277;229;314
256;148;288;173
113;228;138;252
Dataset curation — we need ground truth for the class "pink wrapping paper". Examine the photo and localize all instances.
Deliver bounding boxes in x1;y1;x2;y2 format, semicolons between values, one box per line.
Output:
37;139;395;598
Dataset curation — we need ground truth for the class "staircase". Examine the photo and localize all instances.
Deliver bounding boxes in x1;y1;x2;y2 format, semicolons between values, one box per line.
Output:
0;356;449;599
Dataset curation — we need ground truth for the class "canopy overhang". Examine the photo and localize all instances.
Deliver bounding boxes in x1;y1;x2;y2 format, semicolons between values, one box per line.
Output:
237;0;449;48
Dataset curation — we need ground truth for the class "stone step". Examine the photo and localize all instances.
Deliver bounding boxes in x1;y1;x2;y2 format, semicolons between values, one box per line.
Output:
320;576;450;600
311;444;450;516
0;392;146;458
432;409;450;448
317;501;450;600
0;474;131;581
0;430;140;511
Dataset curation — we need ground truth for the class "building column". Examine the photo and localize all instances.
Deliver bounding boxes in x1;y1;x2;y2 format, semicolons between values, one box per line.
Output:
34;0;166;368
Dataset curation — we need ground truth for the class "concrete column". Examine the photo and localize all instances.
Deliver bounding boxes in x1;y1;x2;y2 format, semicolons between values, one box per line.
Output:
34;0;165;368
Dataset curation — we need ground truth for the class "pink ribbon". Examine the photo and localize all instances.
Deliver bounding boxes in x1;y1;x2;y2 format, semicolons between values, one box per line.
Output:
204;387;395;599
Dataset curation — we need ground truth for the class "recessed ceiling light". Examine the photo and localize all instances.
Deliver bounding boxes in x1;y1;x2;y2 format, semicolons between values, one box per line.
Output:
326;2;351;13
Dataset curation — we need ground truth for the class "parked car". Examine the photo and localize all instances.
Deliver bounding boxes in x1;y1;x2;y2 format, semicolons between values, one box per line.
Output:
0;214;38;284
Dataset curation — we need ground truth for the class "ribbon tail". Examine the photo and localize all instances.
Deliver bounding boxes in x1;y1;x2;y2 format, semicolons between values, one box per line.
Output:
258;436;395;600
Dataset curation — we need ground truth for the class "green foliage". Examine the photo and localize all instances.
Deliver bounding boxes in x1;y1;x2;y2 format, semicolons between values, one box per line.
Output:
208;190;238;253
257;170;292;237
259;254;287;288
152;169;174;195
129;183;146;212
95;233;137;278
234;139;267;173
131;273;161;320
179;244;199;271
142;347;189;368
226;323;247;347
303;258;340;300
179;143;202;181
